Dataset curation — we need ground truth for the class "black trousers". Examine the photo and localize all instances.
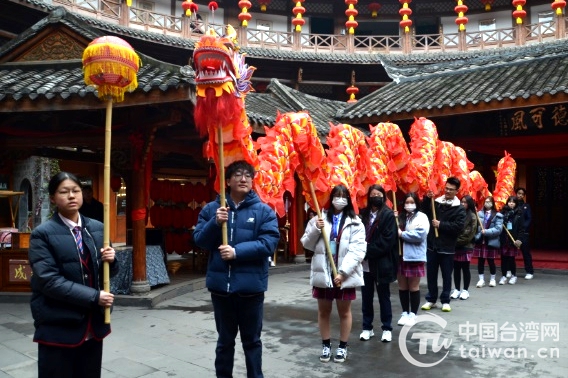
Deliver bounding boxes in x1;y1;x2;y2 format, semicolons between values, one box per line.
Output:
38;338;103;378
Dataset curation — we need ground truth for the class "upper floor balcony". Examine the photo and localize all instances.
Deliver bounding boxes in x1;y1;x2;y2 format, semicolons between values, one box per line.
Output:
51;0;567;54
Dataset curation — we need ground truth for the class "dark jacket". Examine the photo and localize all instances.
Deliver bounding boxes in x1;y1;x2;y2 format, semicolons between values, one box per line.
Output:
29;213;119;346
455;211;477;252
362;206;398;284
500;207;527;247
517;200;532;238
193;190;280;294
421;196;466;254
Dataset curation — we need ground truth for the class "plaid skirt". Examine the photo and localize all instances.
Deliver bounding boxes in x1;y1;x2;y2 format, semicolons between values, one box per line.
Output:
473;244;499;259
398;258;425;278
454;248;473;262
312;286;356;301
501;245;520;257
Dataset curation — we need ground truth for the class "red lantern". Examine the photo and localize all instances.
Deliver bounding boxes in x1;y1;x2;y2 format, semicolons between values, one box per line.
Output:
346;85;359;103
292;0;306;32
512;0;526;25
552;0;566;15
258;0;271;12
208;1;218;11
182;0;199;17
82;36;140;103
399;0;413;33
481;0;493;11
368;2;381;18
455;0;468;31
239;0;253;27
345;0;359;35
110;175;122;193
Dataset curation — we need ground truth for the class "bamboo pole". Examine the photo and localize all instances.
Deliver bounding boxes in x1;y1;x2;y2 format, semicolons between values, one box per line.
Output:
103;98;112;324
431;198;439;237
392;191;402;256
217;125;228;245
502;224;518;244
308;182;338;278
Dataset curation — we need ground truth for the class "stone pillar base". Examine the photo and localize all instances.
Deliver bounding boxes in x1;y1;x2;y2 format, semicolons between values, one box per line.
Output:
293;254;306;264
130;280;151;295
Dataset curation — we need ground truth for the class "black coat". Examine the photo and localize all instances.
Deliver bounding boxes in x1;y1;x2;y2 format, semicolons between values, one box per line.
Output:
421;196;466;253
362;206;398;284
29;213;119;346
500;207;527;247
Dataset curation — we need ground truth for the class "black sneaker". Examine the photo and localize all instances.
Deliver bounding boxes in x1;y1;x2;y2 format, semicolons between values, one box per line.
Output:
320;345;331;362
334;347;347;363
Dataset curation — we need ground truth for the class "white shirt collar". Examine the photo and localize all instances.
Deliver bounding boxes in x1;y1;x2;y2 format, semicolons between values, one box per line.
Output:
58;213;82;230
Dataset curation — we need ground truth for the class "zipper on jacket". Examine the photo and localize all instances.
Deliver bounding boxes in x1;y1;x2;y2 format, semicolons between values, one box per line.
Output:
226;211;235;292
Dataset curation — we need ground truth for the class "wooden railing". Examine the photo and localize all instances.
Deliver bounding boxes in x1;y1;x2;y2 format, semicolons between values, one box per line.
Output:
49;0;567;54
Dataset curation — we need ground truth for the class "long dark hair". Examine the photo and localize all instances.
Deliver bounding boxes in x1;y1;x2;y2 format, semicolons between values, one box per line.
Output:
326;184;356;222
461;195;476;215
398;192;420;225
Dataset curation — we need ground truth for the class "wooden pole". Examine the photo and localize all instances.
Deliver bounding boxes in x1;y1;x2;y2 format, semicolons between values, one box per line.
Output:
502;224;517;244
308;182;337;278
431;198;439;237
217;125;227;245
103;98;112;324
392;191;402;256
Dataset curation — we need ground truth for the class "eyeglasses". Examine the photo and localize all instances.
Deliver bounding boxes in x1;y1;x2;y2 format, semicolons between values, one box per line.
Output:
57;189;82;196
232;171;253;180
445;187;457;192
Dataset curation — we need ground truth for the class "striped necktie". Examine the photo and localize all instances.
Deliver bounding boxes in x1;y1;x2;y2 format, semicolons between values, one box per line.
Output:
73;226;85;258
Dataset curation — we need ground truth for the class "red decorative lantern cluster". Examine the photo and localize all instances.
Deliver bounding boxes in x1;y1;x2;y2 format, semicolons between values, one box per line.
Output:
209;1;218;11
455;0;468;31
258;0;271;12
552;0;566;15
346;85;359;103
512;0;526;25
368;2;381;18
292;1;306;32
182;0;199;17
399;0;413;33
82;36;140;102
481;0;493;11
238;0;253;27
345;0;359;35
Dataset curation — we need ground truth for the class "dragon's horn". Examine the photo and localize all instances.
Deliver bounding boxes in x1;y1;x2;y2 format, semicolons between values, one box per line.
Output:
207;28;217;36
226;24;237;42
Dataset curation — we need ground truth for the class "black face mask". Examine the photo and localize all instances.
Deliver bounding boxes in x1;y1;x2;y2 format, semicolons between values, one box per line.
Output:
369;196;383;208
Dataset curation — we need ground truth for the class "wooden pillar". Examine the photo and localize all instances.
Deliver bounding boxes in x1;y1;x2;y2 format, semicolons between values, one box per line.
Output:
458;31;467;52
130;167;149;294
181;14;191;39
346;33;355;54
555;14;566;40
119;2;130;27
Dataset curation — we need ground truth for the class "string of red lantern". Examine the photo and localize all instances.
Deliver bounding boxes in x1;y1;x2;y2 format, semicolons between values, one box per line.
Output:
346;85;359;103
258;0;271;12
552;0;566;15
238;0;253;27
292;1;306;32
481;0;493;11
399;0;413;33
455;0;468;31
181;0;199;17
345;0;359;35
512;0;527;25
368;2;381;18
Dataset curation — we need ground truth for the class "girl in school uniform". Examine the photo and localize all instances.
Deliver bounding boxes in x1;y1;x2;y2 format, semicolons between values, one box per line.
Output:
499;196;526;285
473;196;503;288
451;195;478;300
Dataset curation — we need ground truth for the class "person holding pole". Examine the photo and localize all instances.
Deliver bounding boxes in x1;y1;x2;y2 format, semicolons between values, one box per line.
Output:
516;187;534;279
420;177;465;313
28;172;118;378
473;196;503;288
451;195;478;301
301;184;366;363
193;160;280;378
358;184;398;343
498;196;525;285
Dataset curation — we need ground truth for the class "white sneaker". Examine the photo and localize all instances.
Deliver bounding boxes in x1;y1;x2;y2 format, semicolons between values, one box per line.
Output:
525;273;534;280
406;312;417;326
506;271;512;278
441;303;451;312
476;279;485;288
381;330;392;342
459;290;469;300
359;329;374;341
421;301;437;310
499;276;507;285
489;279;496;287
397;312;409;326
450;289;461;299
508;276;517;285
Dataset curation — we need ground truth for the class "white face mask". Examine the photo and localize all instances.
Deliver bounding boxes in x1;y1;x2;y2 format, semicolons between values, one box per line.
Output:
404;204;416;212
332;197;348;211
484;202;493;210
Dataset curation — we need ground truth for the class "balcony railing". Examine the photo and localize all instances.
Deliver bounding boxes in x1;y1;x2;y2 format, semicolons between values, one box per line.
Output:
50;0;567;54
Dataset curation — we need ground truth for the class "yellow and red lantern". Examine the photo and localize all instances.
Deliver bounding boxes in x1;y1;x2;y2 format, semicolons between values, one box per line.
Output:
552;0;566;16
368;2;381;18
182;0;199;17
345;0;359;35
512;0;526;25
82;36;140;102
481;0;493;11
399;0;413;33
292;1;306;32
258;0;271;12
239;0;253;27
455;0;468;32
346;85;359;103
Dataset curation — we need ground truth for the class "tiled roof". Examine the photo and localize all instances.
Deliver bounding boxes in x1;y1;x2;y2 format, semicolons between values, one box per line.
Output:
337;40;568;122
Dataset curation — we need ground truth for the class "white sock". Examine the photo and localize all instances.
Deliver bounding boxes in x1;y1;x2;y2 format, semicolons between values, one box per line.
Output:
479;274;484;281
490;275;496;280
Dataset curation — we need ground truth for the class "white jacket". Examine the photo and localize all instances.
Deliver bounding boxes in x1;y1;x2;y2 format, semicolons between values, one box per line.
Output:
301;211;366;289
400;211;430;262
